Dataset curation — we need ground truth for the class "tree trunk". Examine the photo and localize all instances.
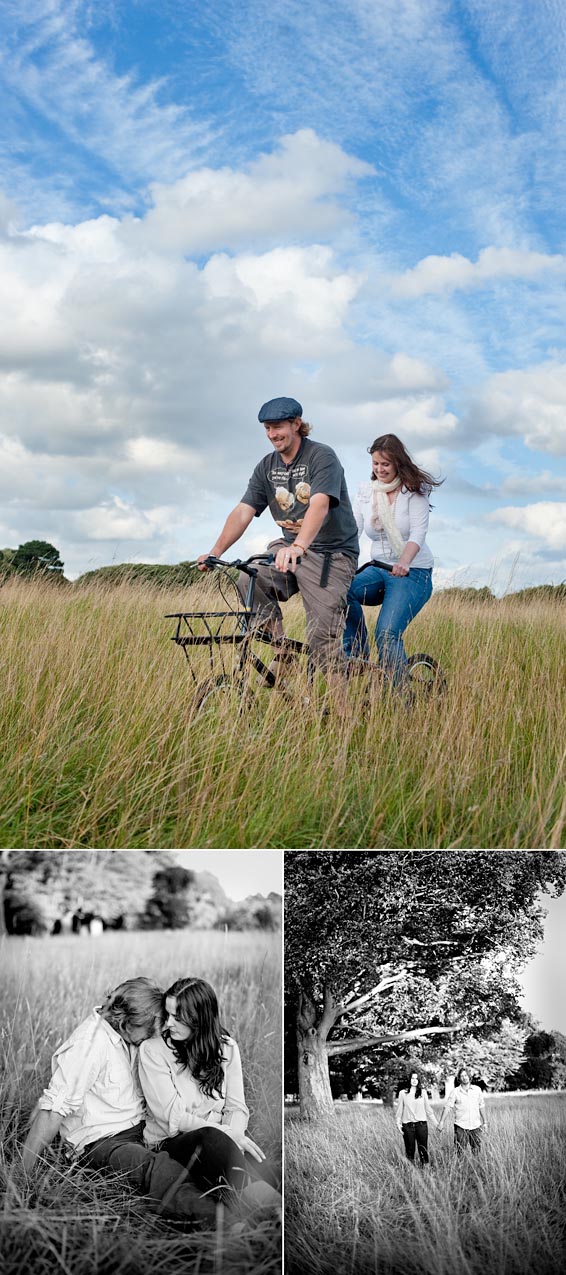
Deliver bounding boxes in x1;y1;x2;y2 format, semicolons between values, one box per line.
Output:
296;987;338;1119
297;1026;334;1119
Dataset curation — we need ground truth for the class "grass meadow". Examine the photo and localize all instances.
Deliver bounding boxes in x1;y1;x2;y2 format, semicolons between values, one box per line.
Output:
0;576;565;848
285;1094;566;1275
0;928;281;1275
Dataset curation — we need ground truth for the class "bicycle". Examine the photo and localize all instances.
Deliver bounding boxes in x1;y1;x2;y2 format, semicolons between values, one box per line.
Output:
166;554;446;715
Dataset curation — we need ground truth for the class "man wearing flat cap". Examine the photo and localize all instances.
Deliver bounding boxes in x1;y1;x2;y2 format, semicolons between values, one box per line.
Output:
197;397;358;672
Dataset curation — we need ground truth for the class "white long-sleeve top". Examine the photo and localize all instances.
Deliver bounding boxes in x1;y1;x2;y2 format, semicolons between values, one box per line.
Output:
37;1009;145;1154
353;482;434;568
443;1084;485;1130
138;1033;249;1148
395;1088;438;1129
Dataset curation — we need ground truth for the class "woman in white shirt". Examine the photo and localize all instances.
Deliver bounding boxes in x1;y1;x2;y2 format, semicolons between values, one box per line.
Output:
343;434;442;682
395;1071;439;1164
138;977;273;1204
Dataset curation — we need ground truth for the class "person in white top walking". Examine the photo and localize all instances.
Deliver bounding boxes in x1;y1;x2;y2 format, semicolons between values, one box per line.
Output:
395;1071;439;1165
437;1066;487;1153
343;434;442;683
138;976;281;1213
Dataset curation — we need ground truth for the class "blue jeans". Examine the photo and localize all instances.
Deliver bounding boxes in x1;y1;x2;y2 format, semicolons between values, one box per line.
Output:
343;564;433;681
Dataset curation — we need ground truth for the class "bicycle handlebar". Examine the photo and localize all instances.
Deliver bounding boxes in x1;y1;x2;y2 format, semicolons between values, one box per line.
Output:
356;559;395;574
200;552;301;574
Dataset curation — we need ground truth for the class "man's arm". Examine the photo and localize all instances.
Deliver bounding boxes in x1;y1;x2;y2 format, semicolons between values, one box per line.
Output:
22;1108;65;1172
197;503;256;570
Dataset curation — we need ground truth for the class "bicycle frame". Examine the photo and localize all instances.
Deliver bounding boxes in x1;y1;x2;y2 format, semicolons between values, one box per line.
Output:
165;554;308;687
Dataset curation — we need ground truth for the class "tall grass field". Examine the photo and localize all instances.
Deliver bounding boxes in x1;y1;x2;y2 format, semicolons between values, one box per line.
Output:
0;929;281;1275
285;1095;566;1275
1;577;564;847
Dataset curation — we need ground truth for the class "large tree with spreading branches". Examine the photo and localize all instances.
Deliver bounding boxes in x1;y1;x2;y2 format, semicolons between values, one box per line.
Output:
285;851;566;1119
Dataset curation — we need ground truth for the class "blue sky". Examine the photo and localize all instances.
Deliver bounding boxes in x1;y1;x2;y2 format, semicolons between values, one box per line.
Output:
1;0;565;588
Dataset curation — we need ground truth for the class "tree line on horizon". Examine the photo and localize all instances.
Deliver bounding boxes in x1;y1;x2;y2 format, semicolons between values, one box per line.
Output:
0;850;281;936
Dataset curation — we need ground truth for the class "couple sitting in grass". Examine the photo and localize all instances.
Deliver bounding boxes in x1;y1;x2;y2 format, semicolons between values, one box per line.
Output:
21;976;280;1226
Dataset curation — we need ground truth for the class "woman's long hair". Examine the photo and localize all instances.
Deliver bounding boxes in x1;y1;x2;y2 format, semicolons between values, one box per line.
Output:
164;977;229;1097
368;434;443;495
397;1074;423;1099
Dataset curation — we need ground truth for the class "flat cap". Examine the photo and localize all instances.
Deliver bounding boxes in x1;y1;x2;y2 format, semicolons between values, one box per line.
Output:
258;396;303;422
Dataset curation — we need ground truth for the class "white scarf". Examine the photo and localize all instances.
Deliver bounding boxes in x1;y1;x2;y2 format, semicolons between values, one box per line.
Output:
370;476;405;557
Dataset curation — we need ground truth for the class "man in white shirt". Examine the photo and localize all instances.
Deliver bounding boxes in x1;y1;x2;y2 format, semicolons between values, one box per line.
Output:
437;1066;486;1153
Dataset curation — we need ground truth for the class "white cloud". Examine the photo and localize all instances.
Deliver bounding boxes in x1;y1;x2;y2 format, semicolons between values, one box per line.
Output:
391;247;566;298
128;130;374;254
500;471;566;497
488;502;566;550
464;362;566;456
72;498;163;542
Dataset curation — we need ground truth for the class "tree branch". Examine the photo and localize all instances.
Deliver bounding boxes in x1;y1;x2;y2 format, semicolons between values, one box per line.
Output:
327;1024;461;1058
338;971;409;1018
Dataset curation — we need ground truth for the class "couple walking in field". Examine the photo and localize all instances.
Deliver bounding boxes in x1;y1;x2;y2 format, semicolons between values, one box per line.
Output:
21;975;280;1228
396;1067;487;1164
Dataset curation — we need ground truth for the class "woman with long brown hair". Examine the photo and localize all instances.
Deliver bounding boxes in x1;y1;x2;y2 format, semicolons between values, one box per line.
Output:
138;976;279;1211
343;434;442;682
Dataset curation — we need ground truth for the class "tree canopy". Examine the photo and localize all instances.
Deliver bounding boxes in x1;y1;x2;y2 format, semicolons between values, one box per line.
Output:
10;540;64;576
285;851;566;1117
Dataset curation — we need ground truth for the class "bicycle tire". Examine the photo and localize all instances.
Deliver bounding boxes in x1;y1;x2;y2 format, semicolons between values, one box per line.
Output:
189;671;271;716
407;653;446;695
190;674;235;716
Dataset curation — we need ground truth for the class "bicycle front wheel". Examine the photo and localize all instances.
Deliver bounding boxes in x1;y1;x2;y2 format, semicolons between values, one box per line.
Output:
407;653;446;696
190;674;235;716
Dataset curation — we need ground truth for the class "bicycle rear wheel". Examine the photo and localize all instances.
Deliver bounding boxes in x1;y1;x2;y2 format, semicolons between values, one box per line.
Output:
407;653;446;695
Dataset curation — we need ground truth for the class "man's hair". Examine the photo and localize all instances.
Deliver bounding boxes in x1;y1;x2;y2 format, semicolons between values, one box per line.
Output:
100;977;164;1036
454;1066;469;1088
297;418;312;437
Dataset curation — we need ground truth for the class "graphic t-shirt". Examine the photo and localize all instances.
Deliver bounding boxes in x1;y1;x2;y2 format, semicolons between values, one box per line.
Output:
240;437;359;557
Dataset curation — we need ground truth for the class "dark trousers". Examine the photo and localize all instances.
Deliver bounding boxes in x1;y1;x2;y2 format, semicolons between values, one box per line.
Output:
164;1127;280;1194
78;1122;217;1225
454;1123;482;1154
163;1127;249;1198
402;1120;429;1164
78;1120;146;1168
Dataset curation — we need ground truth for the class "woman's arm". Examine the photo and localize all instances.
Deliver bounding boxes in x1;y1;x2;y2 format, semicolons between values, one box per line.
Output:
138;1041;211;1138
395;1092;405;1131
437;1090;454;1132
393;491;430;575
220;1041;249;1139
423;1092;439;1129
